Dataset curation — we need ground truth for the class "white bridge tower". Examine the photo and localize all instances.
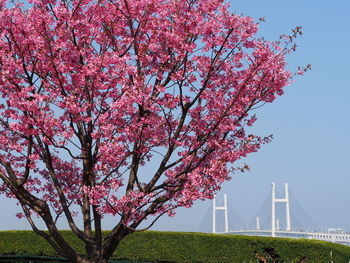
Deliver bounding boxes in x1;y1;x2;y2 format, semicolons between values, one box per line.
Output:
212;193;228;233
271;182;291;237
209;183;350;245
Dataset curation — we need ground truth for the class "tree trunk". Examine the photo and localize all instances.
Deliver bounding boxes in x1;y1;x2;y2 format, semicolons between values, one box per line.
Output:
77;256;108;263
73;248;110;263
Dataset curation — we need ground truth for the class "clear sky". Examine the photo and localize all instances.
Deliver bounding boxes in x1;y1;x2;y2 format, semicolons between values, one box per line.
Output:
1;0;349;233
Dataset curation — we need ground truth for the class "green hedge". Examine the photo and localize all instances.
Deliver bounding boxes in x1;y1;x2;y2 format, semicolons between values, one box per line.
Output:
1;230;350;262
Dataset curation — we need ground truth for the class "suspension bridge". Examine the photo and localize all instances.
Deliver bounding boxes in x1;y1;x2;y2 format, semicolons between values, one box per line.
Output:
210;183;350;245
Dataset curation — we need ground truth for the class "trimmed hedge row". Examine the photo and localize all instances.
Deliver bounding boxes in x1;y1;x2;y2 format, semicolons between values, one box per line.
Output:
1;230;350;262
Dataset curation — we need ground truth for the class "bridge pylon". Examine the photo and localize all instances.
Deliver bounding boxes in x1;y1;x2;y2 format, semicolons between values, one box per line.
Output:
272;182;291;237
212;193;228;233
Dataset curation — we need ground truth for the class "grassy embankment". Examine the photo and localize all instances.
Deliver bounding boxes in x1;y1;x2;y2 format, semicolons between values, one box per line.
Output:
1;230;350;262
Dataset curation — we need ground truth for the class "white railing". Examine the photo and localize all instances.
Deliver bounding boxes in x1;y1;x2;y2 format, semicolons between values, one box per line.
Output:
221;230;350;244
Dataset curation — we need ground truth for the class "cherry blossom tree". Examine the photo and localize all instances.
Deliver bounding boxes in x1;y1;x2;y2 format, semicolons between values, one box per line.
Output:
0;0;303;262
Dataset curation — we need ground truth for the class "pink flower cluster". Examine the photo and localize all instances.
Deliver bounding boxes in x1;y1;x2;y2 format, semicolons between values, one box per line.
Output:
0;0;297;229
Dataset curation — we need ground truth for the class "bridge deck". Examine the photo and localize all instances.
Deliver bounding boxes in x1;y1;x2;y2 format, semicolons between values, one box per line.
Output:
219;230;350;244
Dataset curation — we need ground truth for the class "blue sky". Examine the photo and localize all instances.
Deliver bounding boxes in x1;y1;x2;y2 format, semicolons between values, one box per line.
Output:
1;0;349;232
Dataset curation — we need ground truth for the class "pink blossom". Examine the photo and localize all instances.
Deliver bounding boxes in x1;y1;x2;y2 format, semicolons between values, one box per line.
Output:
0;0;301;261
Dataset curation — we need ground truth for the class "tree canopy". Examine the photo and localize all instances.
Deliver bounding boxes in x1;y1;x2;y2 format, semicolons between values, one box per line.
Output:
0;0;302;262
